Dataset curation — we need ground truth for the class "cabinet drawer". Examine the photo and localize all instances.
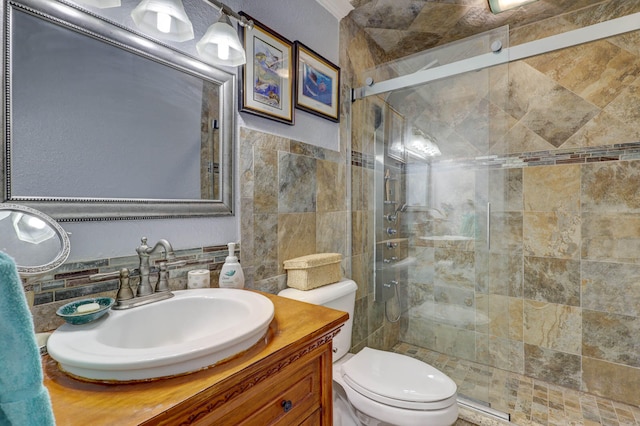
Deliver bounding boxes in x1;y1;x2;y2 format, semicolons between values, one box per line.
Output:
239;357;321;426
299;408;321;426
191;346;326;426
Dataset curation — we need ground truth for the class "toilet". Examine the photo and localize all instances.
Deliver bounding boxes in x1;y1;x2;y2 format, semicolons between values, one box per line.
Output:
279;279;458;426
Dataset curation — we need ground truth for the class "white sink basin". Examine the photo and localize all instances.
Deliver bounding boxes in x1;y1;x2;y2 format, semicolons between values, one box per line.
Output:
47;289;274;382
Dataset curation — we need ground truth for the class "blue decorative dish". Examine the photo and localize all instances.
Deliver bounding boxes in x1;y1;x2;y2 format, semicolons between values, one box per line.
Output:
56;297;115;325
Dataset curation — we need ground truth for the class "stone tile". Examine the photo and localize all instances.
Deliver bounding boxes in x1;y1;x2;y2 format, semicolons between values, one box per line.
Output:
351;165;365;211
352;295;368;347
525;39;640;109
239;129;254;199
408;245;435;286
277;213;317;275
434;247;475;290
253;213;278;282
583;357;640;407
487;251;523;297
501;61;558;121
523;256;581;306
489;211;523;255
431;322;477;361
523;164;581;212
604;71;640;134
253;147;278;214
562;110;640;149
487;167;524;213
582;309;640;368
317;159;346;212
485;294;510;339
316;211;348;257
524;343;581;390
278;152;317;213
523;211;581;259
519;84;600;148
523;301;582;355
239;197;254;268
582;212;640;263
509;297;524;342
582;260;640;317
498;120;556;155
581;161;640;213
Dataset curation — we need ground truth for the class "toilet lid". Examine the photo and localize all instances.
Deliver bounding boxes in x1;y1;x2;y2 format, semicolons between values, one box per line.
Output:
340;347;457;410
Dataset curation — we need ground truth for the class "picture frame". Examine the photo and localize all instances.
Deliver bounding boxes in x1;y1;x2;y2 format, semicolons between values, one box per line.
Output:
239;13;294;125
294;41;340;123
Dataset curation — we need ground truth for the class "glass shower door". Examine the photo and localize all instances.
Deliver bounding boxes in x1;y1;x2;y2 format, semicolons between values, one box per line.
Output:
367;26;510;412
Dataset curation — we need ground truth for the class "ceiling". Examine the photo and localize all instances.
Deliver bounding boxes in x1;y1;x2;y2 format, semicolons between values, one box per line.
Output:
346;0;610;61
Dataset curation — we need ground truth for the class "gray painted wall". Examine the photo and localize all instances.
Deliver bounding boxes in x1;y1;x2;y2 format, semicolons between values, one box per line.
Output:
36;0;339;261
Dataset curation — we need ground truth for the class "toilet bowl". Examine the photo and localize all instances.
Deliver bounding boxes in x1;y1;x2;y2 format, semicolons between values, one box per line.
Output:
279;279;458;426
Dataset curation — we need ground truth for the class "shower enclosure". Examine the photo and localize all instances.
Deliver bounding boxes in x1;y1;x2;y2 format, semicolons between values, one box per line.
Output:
367;27;510;413
355;12;640;418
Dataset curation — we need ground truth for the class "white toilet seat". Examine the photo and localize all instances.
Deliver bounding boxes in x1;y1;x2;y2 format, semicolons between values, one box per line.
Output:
340;347;457;410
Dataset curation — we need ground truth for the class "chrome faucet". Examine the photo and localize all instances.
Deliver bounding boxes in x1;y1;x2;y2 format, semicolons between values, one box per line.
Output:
89;237;185;310
136;237;174;296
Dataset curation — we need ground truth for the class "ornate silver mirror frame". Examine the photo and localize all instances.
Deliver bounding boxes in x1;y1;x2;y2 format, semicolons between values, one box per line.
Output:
1;0;235;221
0;203;70;276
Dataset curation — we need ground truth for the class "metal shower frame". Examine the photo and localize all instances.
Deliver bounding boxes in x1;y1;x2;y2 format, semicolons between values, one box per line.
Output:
352;11;640;100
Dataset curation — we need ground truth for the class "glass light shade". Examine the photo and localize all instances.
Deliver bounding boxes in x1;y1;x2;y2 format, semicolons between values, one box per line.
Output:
196;13;246;67
488;0;537;13
73;0;121;8
131;0;194;42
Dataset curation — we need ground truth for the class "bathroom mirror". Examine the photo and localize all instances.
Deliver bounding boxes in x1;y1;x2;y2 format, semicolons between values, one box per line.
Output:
0;204;70;276
1;0;234;221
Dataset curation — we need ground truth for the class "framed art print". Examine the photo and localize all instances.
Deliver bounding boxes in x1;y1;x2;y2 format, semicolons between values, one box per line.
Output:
294;41;340;123
239;13;294;125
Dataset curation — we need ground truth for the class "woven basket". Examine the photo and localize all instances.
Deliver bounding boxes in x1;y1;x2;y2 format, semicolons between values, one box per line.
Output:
283;253;342;291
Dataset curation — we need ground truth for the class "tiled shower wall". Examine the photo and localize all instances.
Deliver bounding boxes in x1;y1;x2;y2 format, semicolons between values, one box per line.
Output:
342;0;640;409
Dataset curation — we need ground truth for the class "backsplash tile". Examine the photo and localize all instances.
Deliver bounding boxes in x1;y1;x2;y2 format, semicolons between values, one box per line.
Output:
28;244;233;332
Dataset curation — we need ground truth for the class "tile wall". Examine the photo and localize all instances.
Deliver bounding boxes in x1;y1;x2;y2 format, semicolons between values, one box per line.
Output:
341;0;640;408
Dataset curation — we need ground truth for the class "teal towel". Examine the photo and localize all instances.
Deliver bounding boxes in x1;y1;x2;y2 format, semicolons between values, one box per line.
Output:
0;252;55;426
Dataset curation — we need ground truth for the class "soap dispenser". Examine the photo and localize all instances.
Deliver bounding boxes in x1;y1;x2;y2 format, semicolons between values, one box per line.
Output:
219;242;245;289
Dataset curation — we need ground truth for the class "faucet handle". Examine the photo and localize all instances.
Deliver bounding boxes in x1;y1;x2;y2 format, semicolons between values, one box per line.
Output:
154;260;186;293
90;268;134;302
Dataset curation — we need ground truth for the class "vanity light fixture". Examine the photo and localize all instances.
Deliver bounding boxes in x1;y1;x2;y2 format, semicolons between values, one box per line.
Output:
488;0;538;14
131;0;194;42
196;6;251;67
130;0;253;66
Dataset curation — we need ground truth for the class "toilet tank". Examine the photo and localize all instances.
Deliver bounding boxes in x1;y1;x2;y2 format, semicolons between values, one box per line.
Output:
278;279;357;362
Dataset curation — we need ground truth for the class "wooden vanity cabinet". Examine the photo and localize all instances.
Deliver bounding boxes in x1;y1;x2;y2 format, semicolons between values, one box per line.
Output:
148;332;335;425
43;292;347;426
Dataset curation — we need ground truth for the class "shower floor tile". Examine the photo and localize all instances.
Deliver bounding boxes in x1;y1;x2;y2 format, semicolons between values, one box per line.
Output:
392;342;640;426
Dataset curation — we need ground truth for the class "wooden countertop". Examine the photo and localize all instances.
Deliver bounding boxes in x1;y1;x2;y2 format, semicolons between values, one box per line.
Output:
43;291;348;426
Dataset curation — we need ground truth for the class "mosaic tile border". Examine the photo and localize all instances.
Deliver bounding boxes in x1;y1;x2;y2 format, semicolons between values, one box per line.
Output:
432;141;640;170
355;142;640;171
25;244;238;306
351;149;376;169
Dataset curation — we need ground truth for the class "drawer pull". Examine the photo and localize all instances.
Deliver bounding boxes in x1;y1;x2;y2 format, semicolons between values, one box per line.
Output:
281;400;293;412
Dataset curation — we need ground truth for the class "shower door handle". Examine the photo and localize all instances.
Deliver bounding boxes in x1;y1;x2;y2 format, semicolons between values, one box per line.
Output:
486;202;491;251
